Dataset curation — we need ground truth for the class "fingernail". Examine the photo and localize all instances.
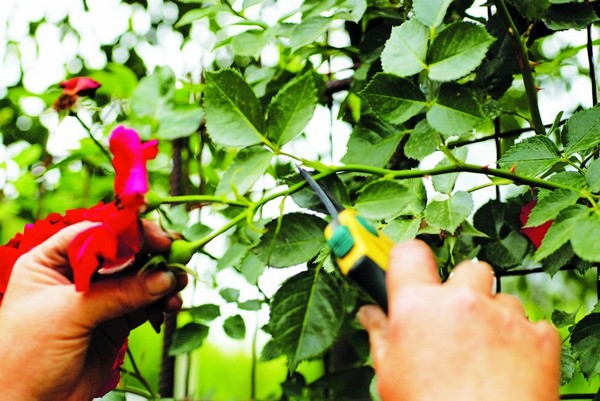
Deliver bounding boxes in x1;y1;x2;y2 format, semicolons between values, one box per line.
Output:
145;271;176;296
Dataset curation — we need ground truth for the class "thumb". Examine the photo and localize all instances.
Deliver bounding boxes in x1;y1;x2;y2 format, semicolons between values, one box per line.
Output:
78;270;177;325
357;305;389;370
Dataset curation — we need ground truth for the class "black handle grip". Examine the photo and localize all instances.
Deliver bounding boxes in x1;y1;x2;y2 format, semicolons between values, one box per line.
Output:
347;256;388;313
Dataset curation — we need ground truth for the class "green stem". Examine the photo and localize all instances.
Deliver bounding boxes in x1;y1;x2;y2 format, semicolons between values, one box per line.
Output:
495;0;545;136
126;348;159;399
73;113;113;165
159;194;250;207
188;210;247;250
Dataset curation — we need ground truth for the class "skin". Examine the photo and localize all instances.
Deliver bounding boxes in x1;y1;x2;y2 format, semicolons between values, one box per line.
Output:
0;221;187;401
358;239;561;401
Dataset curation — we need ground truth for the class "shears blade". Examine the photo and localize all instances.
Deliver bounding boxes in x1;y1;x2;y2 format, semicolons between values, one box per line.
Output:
296;165;343;220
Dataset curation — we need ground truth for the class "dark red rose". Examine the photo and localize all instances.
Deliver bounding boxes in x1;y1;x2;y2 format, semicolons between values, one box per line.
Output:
520;200;553;249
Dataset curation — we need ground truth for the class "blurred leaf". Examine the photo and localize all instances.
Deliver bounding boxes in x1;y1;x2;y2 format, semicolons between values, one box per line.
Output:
263;269;343;369
239;252;267;285
498;136;561;177
217;243;250;270
425;191;473;233
266;71;318;146
183;222;213;242
586;158;600;193
507;0;551;20
176;5;229;27
428;22;495;82
204;69;266;147
189;304;221;321
483;231;529;270
13;144;42;168
552;309;578;328
169;322;209;356
238;299;263;311
543;3;599;30
220;287;241;302
360;73;426;125
223;314;246;339
561;346;577;386
155;105;203;140
130;66;175;118
254;213;327;267
413;0;453;27
355;180;420;220
381;218;420;243
381;19;429;77
290;17;331;51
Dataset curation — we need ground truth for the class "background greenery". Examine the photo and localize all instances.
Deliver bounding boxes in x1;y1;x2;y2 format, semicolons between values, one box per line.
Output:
2;0;600;399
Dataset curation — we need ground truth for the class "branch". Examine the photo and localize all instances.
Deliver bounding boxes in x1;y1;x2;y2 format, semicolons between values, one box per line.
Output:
495;0;545;136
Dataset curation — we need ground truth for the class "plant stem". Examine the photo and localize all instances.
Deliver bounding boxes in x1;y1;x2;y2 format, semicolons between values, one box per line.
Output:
124;347;159;399
495;0;545;136
159;194;250;207
72;113;113;164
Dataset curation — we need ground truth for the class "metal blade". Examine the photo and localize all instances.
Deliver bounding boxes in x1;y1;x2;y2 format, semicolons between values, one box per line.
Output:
296;165;341;219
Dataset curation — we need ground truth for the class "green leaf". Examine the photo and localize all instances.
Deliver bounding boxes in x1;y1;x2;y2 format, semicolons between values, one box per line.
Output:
587;158;600;193
168;322;209;356
189;304;221;321
335;0;368;23
231;29;271;59
264;269;343;369
565;107;600;156
360;73;426;125
291;17;331;51
223;314;246;340
217;243;249;270
525;189;579;227
292;174;350;215
155;104;203;140
240;252;267;285
498;136;561;177
405;120;440;161
571;313;600;379
534;205;589;261
425;191;473;233
341;114;405;168
413;0;453;27
561;346;577;386
544;3;599;30
381;218;420;243
176;5;229;27
204;69;266;147
355;180;421;220
254;213;327;267
432;148;468;195
220;287;241;302
13;144;42;168
426;84;483;136
267;72;318;146
215;147;273;198
130;66;175;118
507;0;550;20
238;299;263;311
483;231;530;270
380;19;429;77
570;212;600;262
183;222;213;242
428;22;495;82
552;309;578;328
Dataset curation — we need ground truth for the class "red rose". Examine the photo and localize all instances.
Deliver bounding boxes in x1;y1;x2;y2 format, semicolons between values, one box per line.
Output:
110;125;159;209
95;338;129;398
520;200;553;249
53;76;101;112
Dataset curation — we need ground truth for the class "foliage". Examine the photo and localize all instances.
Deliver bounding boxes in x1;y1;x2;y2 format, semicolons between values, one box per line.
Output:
3;0;600;399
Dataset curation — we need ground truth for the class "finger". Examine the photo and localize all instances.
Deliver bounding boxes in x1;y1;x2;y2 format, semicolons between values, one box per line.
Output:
446;259;495;294
388;240;440;296
24;222;99;270
141;220;173;254
357;305;389;370
495;293;526;316
78;269;177;326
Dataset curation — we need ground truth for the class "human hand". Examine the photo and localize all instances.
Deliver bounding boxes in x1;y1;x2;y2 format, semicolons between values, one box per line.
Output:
0;221;187;401
358;239;560;401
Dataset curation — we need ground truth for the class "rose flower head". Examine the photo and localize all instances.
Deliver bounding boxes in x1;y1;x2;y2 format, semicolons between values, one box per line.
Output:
53;76;101;112
520;200;553;249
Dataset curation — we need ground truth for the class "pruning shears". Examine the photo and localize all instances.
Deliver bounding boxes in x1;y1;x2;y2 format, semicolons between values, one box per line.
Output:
297;166;394;313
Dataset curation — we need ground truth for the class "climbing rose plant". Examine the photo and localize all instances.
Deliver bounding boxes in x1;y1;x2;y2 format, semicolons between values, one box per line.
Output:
2;0;600;399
